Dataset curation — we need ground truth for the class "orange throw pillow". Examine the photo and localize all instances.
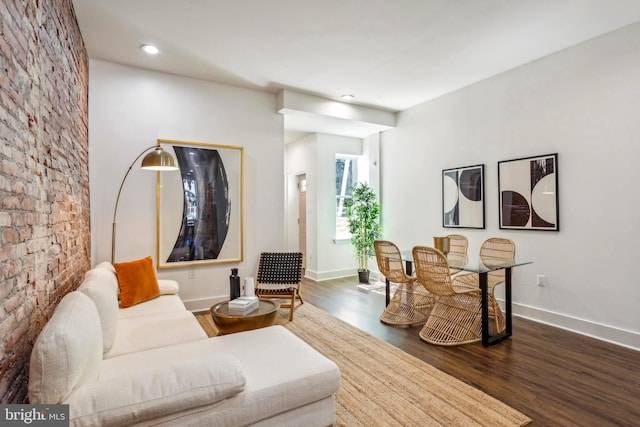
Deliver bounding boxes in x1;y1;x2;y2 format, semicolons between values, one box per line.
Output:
114;256;160;308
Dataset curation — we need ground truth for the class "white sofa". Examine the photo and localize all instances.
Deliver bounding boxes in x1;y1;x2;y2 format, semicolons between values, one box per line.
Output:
28;262;340;426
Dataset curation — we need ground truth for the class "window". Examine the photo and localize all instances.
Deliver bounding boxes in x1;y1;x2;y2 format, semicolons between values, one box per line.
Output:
336;155;358;238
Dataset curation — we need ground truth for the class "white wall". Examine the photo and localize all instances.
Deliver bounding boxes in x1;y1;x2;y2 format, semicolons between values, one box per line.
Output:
88;60;284;311
285;133;380;280
380;23;640;349
284;134;317;273
316;134;363;280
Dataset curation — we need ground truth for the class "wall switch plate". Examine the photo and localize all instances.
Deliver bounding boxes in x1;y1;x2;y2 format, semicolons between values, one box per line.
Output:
536;274;545;287
188;268;196;279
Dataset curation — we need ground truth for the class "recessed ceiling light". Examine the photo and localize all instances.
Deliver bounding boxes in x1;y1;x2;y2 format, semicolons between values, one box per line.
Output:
341;94;354;100
141;44;160;55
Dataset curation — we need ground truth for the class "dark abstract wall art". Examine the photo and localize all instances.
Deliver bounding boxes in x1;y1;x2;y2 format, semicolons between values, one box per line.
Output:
157;139;244;268
442;164;485;229
166;146;229;262
498;153;559;231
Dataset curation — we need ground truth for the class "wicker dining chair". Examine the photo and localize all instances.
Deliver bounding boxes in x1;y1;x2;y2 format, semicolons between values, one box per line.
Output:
446;234;469;276
254;252;304;321
412;246;482;345
374;240;434;326
452;237;515;333
446;234;468;271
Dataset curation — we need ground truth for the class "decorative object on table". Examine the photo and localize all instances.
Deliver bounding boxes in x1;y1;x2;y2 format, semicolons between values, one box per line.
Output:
433;236;450;256
227;295;259;315
412;245;482;346
374;240;434;326
229;268;241;300
498;153;558;231
453;237;516;333
344;182;382;283
156;139;244;268
111;144;178;263
442;164;484;229
254;252;304;321
243;276;255;297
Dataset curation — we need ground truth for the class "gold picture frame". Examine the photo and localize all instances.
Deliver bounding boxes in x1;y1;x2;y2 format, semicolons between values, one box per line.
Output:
156;139;244;268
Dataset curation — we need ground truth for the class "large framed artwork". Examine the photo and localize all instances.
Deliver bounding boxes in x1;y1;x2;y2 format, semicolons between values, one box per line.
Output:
498;153;558;231
442;164;485;229
156;139;244;268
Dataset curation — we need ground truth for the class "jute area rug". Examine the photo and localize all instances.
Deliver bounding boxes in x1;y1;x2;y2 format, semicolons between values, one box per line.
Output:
196;303;531;427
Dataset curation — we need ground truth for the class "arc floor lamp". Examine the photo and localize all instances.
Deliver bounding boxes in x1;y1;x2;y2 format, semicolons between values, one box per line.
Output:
111;144;179;263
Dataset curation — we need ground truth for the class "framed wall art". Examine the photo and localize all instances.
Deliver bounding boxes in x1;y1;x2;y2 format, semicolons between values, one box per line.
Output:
156;139;244;268
498;153;558;231
442;164;485;229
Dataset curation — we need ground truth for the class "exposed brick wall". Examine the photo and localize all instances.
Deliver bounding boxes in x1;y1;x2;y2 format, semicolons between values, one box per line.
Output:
0;0;89;403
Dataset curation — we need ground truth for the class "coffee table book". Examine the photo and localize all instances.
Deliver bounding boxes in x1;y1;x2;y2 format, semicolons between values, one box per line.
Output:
228;296;259;315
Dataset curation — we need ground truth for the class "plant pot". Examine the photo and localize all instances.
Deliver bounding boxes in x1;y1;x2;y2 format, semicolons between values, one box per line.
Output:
358;270;370;283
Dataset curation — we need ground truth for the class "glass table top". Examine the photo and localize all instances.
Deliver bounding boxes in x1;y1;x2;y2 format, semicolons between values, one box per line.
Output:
400;250;531;274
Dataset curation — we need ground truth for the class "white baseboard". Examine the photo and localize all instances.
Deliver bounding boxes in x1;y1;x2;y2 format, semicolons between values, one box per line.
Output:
306;268;357;281
511;301;640;351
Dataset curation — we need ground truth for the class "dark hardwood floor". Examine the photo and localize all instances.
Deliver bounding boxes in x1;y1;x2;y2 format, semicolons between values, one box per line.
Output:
301;277;640;426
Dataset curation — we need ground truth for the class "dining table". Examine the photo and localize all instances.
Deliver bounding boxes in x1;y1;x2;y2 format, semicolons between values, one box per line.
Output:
384;250;532;347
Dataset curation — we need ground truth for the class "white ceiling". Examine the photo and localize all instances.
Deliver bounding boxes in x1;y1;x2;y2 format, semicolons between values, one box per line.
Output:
72;0;640;137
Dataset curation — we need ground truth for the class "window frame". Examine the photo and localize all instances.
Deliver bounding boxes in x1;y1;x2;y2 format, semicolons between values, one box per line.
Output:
335;154;359;240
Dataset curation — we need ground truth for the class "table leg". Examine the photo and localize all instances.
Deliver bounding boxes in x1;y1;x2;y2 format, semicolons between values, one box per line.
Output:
480;272;489;347
483;267;513;347
385;278;390;307
505;267;513;336
386;259;412;307
405;260;413;276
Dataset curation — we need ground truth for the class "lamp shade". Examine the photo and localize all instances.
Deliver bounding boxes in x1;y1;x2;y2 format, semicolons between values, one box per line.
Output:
141;146;179;171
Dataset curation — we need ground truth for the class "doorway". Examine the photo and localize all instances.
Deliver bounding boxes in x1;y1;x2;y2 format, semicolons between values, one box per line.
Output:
297;174;307;269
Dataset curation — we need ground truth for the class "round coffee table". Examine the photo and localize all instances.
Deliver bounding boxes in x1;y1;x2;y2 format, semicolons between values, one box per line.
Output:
210;299;280;335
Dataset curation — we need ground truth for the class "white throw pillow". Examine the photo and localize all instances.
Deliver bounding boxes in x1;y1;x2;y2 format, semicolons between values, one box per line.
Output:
78;275;119;352
29;292;103;404
94;260;116;273
157;279;180;295
67;352;246;426
84;266;118;296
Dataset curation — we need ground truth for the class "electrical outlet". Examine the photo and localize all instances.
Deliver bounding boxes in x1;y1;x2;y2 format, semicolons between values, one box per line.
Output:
536;274;545;287
188;268;196;279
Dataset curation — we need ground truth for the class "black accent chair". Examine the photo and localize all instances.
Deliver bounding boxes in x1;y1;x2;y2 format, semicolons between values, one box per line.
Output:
255;252;304;321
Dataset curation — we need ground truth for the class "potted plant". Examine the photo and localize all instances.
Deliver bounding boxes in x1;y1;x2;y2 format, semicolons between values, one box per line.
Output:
344;182;382;283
